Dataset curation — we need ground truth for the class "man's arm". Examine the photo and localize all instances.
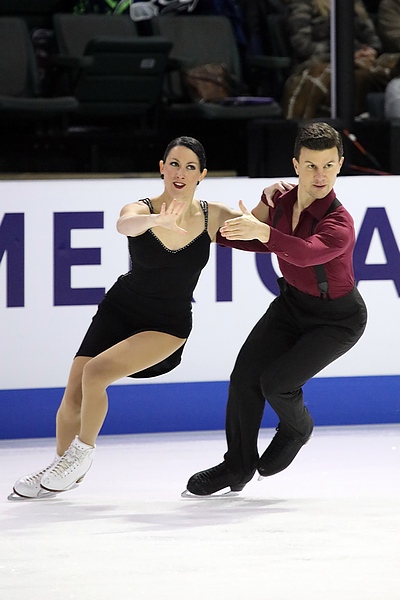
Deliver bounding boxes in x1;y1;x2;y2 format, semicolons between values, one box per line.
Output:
216;230;271;253
268;209;354;267
215;181;295;253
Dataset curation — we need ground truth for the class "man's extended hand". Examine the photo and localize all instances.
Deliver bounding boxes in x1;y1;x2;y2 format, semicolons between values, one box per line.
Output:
220;200;270;243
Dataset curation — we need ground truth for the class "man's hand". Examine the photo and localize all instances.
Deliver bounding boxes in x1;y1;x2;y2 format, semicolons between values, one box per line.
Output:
220;200;270;243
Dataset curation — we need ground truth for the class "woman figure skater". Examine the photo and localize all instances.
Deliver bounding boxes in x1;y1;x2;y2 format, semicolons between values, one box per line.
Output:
12;136;240;499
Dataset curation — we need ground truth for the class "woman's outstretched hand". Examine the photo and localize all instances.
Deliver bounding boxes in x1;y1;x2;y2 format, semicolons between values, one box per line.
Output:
157;199;187;233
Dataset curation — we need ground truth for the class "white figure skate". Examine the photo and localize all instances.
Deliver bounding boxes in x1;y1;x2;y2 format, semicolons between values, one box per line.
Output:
10;457;61;500
40;436;95;493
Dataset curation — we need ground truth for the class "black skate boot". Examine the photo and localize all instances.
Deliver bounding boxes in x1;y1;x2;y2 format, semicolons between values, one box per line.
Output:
258;416;314;478
184;462;254;496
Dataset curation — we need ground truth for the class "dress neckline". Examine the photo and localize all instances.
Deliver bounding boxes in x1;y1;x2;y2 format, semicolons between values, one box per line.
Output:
140;198;209;253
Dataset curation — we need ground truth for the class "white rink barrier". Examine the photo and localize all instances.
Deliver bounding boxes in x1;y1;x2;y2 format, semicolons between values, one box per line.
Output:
1;175;400;438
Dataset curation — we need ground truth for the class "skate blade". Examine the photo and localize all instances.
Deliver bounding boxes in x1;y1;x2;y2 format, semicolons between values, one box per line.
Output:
39;472;85;494
8;489;58;501
40;481;80;494
181;489;241;499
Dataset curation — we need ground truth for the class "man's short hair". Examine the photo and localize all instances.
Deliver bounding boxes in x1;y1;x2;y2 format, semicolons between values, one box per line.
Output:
294;122;344;161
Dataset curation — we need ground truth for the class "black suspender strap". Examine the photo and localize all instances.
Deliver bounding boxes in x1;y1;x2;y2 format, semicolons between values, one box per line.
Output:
272;197;342;298
312;198;342;298
272;204;283;228
311;198;342;236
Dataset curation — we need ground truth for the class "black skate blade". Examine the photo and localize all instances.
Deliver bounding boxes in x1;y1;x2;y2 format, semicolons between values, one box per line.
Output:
181;489;241;499
8;489;58;501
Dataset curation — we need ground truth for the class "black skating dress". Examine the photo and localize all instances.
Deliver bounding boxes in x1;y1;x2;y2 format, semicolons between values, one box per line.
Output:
76;198;210;377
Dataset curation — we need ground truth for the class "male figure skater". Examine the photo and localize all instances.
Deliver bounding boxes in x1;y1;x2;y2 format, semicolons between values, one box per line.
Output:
184;121;367;496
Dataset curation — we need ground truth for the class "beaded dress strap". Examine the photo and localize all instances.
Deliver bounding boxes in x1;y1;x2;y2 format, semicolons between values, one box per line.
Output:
139;197;154;214
200;200;208;230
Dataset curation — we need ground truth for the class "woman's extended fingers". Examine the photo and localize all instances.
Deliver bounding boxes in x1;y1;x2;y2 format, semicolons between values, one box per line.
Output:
158;199;187;233
263;180;295;207
170;199;187;233
275;180;295;192
167;198;186;215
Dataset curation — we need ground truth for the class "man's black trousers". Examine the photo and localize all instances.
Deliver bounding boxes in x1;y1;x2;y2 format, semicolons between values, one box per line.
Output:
224;279;368;477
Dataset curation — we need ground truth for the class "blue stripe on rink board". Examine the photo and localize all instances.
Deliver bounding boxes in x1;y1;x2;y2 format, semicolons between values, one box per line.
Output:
1;376;399;440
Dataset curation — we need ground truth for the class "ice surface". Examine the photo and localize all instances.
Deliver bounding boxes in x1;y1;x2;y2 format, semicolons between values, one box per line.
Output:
1;425;399;600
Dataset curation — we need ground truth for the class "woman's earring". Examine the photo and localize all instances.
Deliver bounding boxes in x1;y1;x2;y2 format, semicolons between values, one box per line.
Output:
160;174;164;179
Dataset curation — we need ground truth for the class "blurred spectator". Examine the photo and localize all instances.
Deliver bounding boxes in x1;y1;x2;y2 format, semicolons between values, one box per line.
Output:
379;1;400;118
378;0;400;53
363;0;382;14
237;0;287;55
385;75;400;117
191;0;247;49
282;0;398;119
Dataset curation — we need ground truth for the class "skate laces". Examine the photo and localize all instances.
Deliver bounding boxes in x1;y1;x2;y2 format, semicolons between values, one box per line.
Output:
23;460;58;483
49;445;87;477
197;463;227;482
24;468;48;483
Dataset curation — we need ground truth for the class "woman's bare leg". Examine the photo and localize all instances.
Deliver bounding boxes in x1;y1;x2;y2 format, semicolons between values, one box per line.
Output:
13;356;92;498
78;331;186;447
55;356;91;456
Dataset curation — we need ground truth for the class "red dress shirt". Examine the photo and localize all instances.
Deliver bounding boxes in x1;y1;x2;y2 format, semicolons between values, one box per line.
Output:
216;186;356;299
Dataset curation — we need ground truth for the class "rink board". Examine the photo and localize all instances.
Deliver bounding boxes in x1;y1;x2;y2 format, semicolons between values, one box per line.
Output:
1;176;400;438
0;375;399;439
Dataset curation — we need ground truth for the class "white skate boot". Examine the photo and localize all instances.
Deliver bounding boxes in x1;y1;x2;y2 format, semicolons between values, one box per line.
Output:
11;456;61;500
40;436;95;493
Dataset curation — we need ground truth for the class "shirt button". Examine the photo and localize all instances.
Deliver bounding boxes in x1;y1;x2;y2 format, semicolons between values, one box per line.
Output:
284;253;289;257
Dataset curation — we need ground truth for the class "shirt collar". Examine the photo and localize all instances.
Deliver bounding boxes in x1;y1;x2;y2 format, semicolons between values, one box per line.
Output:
276;186;337;219
284;185;336;221
306;188;337;220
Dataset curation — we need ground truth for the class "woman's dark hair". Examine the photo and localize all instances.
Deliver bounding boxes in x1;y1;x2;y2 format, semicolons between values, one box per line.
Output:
162;136;207;172
294;122;344;161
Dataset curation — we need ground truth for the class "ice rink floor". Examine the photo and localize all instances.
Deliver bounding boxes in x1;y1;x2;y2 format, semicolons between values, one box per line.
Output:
1;424;400;600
